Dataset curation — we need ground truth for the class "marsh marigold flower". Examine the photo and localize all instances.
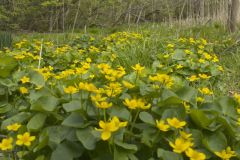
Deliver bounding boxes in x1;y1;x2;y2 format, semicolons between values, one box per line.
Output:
122;80;135;89
0;137;13;151
64;86;78;94
20;76;30;84
198;74;211;79
7;123;21;131
149;74;174;88
167;117;186;129
234;93;240;104
16;132;35;147
215;147;236;160
156;120;170;132
95;101;112;109
169;138;193;153
186;148;206;160
95;117;127;141
187;75;199;82
20;87;28;94
198;87;213;95
123;98;151;110
132;63;145;74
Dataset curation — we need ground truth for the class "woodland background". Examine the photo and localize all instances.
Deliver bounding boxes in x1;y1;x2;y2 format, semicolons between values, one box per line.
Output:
0;0;239;32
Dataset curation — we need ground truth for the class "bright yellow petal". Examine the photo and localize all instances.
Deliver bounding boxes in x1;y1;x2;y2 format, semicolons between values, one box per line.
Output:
99;121;106;129
101;131;111;141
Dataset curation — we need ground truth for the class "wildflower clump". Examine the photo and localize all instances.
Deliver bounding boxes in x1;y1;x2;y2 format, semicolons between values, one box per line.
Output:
0;34;238;160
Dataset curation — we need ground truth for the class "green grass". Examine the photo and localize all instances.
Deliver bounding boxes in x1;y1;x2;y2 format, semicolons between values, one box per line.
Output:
12;23;240;93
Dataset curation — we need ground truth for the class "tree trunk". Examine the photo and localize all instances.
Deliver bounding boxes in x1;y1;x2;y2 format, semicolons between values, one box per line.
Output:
200;0;204;18
228;0;240;32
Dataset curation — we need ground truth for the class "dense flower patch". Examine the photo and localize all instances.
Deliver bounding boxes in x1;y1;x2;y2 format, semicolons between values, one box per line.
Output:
0;32;239;160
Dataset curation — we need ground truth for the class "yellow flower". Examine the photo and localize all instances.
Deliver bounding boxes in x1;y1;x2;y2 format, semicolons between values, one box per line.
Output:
16;132;35;147
14;54;25;59
95;117;127;141
215;147;236;160
7;123;21;131
149;74;174;88
167;44;174;48
122;80;135;89
184;49;193;55
218;66;224;72
95;101;112;109
187;75;199;82
167;117;186;129
183;102;191;113
91;94;107;103
104;82;122;97
111;116;128;129
198;87;213;95
186;148;206;160
0;137;13;151
234;93;240;104
176;64;184;69
156;120;170;132
198;59;205;64
212;55;219;62
20;87;28;94
20;76;30;84
137;99;151;110
123;98;151;110
203;52;212;60
64;86;78;94
237;118;240;125
198;74;211;79
132;63;145;73
169;138;193;153
180;131;192;141
196;97;204;103
123;98;138;110
163;54;170;58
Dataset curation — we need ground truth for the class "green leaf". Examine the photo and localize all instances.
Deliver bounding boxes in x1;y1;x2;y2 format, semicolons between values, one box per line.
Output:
161;107;186;120
62;100;82;112
35;155;45;160
176;86;197;102
47;126;71;144
216;96;238;119
1;112;31;129
203;132;227;152
76;127;98;150
29;70;45;86
172;49;185;60
0;55;17;78
114;141;138;160
109;106;131;121
139;112;155;125
27;113;47;131
0;103;12;114
31;95;59;112
62;112;84;128
50;141;84;160
114;140;137;152
157;148;183;160
34;129;49;152
190;109;213;129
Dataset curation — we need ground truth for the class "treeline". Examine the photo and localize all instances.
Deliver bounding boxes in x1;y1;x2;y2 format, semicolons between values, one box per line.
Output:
0;0;238;32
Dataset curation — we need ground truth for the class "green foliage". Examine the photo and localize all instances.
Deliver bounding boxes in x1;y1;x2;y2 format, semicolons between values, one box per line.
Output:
0;31;239;160
0;32;12;49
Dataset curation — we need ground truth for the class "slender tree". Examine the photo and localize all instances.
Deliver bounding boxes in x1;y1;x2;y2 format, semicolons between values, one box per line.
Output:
228;0;240;32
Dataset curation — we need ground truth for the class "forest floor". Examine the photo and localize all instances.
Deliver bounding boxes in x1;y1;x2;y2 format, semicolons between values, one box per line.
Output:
14;23;240;94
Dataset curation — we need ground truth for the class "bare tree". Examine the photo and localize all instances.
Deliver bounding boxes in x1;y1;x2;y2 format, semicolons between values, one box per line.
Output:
228;0;240;32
